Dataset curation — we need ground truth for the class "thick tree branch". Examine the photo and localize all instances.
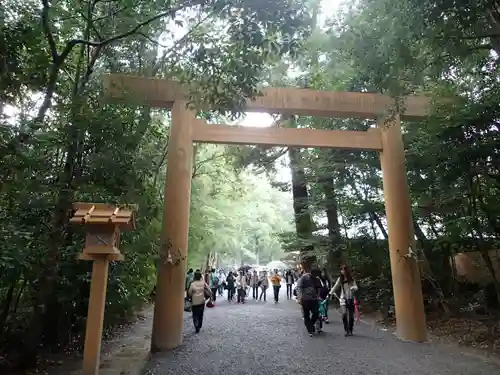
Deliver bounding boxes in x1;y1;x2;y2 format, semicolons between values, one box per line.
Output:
78;10;103;41
41;0;58;62
59;2;195;63
192;152;226;179
459;33;500;40
31;1;202;128
154;6;226;73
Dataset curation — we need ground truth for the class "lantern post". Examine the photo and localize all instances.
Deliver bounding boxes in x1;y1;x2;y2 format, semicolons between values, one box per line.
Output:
70;203;136;375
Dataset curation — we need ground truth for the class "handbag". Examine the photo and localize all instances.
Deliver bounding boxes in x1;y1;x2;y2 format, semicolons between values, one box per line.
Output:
184;298;192;312
204;285;211;300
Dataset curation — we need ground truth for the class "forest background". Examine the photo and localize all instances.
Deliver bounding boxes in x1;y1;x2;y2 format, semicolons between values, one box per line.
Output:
2;0;500;370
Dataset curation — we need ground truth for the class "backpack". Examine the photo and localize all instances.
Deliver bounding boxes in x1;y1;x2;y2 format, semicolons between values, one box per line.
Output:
296;274;317;298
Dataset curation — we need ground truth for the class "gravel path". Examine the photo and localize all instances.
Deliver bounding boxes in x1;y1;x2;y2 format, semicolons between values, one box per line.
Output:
142;286;500;375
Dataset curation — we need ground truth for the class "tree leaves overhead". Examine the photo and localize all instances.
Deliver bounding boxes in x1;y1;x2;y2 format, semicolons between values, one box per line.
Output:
0;0;305;369
170;0;311;116
189;145;293;268
4;0;500;367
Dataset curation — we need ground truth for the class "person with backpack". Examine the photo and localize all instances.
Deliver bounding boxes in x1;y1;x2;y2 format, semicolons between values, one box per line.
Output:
329;264;358;337
187;270;212;333
209;269;219;303
296;267;322;337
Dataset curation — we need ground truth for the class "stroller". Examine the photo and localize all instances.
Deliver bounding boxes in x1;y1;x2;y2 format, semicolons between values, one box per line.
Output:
315;298;329;333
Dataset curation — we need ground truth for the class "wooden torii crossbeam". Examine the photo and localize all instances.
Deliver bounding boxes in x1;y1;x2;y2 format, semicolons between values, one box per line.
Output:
102;74;429;351
103;74;430;119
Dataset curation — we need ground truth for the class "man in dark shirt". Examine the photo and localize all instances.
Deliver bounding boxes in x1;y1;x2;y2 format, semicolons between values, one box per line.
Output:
296;267;322;336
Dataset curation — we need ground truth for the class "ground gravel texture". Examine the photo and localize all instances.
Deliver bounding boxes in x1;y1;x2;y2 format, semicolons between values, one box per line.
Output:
142;287;500;375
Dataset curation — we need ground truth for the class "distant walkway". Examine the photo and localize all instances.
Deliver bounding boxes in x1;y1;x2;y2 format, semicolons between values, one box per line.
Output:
141;287;500;375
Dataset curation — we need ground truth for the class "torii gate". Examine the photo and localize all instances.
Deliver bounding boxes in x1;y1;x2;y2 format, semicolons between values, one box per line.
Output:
103;74;430;351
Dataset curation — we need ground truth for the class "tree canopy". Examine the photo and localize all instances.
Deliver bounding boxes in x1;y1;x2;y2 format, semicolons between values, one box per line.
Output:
3;0;500;369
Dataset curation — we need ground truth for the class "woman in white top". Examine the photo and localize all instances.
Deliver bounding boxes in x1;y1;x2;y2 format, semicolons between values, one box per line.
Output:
187;270;211;333
329;265;358;336
236;271;248;303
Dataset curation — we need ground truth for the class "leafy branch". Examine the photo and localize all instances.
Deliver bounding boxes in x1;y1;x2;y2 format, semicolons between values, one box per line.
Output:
35;0;204;126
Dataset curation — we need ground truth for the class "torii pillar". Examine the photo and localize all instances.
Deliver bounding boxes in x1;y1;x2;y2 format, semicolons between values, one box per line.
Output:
151;101;195;351
379;114;427;342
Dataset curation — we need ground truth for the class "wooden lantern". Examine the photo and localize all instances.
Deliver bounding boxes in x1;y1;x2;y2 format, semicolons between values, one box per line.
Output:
70;202;136;375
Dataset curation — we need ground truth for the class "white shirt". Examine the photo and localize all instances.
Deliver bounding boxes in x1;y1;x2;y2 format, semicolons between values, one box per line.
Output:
329;277;358;306
236;275;247;288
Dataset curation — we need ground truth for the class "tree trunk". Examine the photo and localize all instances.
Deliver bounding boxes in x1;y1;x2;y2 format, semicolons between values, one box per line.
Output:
319;170;343;271
0;281;16;332
289;148;313;237
346;175;388;239
479;249;500;305
413;218;449;313
23;39;92;364
289;147;315;269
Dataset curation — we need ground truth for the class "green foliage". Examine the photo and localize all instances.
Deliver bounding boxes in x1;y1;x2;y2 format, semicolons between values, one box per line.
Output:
189;145;293;268
235;0;500;318
5;0;500;366
0;0;308;369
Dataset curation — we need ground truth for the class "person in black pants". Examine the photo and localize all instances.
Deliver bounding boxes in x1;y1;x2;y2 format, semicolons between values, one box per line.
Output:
329;265;358;336
285;269;295;300
187;270;211;333
270;271;282;303
302;299;319;335
250;270;259;299
226;272;236;302
296;268;322;337
259;271;269;301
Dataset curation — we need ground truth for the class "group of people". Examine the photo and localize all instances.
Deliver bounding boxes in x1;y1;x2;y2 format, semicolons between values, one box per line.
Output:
211;268;285;304
184;266;294;332
295;264;358;337
184;264;359;338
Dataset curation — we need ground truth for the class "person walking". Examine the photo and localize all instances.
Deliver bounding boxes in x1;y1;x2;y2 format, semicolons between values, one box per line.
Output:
285;269;295;300
236;271;247;303
185;268;194;292
296;267;322;337
329;265;358;336
258;271;269;301
208;268;219;304
187;270;212;333
250;270;259;299
226;271;236;302
270;270;282;303
218;270;226;296
318;270;331;323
